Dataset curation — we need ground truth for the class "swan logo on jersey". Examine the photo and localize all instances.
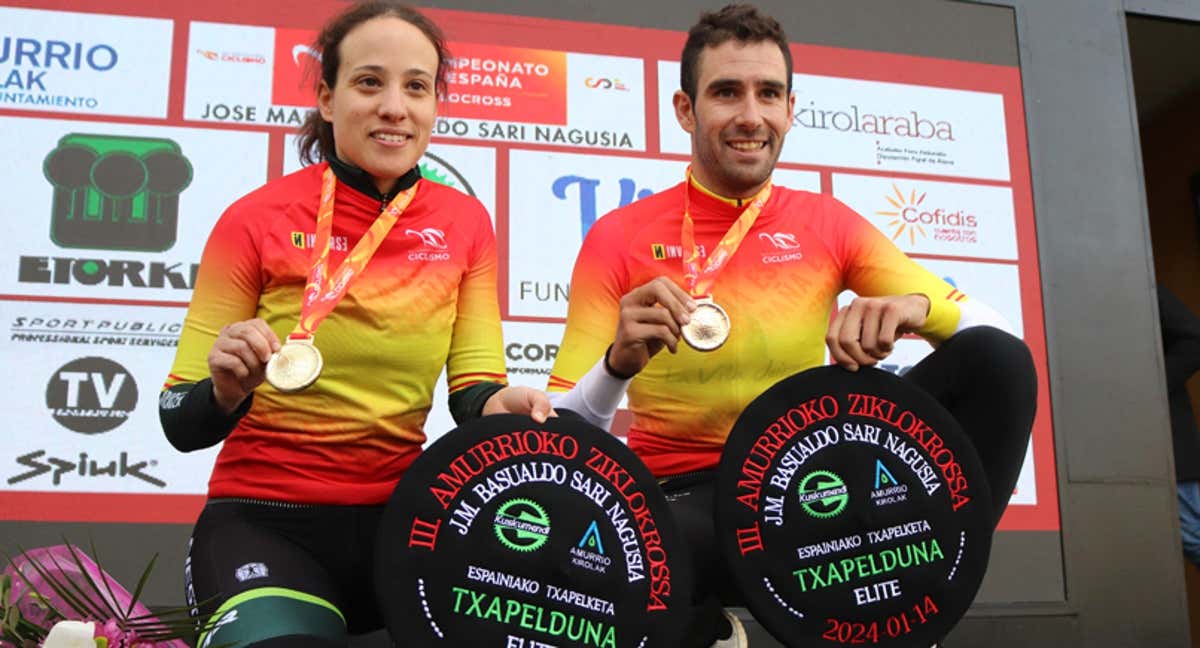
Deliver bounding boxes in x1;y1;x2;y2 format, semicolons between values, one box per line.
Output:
406;228;450;262
759;231;804;264
407;228;448;249
759;232;801;250
875;183;979;246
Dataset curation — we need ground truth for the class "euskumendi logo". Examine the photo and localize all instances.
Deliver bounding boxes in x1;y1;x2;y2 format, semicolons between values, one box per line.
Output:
493;497;551;552
798;470;849;519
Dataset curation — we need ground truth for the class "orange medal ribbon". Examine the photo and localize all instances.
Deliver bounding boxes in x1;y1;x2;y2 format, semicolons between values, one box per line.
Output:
290;166;418;340
680;167;773;298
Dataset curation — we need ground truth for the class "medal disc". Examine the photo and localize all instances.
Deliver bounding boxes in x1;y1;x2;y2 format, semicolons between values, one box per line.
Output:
265;338;323;393
681;299;730;352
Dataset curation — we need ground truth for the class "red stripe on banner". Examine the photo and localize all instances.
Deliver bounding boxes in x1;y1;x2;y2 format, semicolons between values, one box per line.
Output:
502;315;568;325
644;56;661;155
820;164;1016;189
267;131;286;181
995;66;1060;533
495;144;512;320
168;15;188;121
0;492;205;524
0;294;190;308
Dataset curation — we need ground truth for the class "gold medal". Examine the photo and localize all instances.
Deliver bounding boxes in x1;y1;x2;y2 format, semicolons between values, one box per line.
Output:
265;338;323;393
681;298;730;352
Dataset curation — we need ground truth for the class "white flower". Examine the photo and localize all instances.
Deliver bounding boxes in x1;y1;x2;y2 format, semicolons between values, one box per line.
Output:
42;620;97;648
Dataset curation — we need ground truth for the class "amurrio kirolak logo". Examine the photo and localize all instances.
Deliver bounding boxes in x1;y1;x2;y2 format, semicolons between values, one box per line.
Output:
43;133;192;252
45;356;138;434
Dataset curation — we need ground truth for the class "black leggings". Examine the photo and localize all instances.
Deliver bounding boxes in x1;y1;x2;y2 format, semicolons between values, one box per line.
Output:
667;326;1038;647
186;499;388;647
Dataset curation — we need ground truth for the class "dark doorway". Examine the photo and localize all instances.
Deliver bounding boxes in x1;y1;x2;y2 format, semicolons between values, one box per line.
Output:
1129;12;1200;648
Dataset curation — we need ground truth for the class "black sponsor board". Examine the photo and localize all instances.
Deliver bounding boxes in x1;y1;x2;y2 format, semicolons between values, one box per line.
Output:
715;367;992;647
376;414;691;648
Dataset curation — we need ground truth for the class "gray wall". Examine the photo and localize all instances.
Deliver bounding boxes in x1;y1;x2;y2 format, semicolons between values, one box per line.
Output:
3;1;1190;645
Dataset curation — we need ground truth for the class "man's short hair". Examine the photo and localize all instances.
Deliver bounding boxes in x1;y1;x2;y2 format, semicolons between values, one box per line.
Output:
680;3;793;103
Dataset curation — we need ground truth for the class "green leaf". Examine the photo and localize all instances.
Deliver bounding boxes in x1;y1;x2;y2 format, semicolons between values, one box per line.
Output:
61;541;120;620
124;552;157;621
87;540;125;624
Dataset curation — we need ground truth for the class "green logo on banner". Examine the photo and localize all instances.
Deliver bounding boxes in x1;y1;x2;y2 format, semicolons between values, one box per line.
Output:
43;133;193;252
798;470;849;519
493;498;551;552
419;151;475;197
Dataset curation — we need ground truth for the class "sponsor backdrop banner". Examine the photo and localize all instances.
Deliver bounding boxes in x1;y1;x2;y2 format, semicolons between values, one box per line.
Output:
0;1;1056;532
0;7;173;118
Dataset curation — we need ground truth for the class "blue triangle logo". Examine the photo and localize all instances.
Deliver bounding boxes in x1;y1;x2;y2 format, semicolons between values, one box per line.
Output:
578;520;604;555
875;460;898;489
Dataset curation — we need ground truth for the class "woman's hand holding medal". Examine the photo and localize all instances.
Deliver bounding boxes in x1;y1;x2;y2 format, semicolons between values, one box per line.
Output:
207;318;281;414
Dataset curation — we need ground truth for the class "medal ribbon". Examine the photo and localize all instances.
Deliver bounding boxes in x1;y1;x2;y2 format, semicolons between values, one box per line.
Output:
290;166;418;339
681;166;773;298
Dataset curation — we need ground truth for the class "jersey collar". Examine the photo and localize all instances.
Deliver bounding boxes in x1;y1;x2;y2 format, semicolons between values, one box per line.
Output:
327;154;421;205
688;174;770;208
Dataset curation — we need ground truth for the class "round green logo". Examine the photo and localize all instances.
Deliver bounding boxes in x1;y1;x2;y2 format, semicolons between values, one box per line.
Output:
493;498;551;552
798;470;849;519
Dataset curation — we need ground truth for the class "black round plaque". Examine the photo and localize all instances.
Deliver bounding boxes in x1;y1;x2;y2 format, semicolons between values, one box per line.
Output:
715;367;993;648
376;414;692;648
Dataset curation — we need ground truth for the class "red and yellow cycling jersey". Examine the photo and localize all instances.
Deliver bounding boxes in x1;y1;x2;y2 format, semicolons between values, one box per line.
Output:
164;163;506;504
549;179;964;476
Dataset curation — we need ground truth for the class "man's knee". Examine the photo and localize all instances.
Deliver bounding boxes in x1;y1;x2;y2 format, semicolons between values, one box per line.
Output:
947;326;1036;391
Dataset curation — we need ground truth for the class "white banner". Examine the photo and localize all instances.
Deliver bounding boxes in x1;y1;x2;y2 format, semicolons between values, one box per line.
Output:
507;151;686;319
833;173;1018;260
658;61;1010;181
0;7;173;118
0;116;269;301
1;301;218;494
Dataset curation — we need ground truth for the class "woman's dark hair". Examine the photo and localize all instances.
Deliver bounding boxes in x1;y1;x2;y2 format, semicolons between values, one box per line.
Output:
297;1;450;165
679;3;792;103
